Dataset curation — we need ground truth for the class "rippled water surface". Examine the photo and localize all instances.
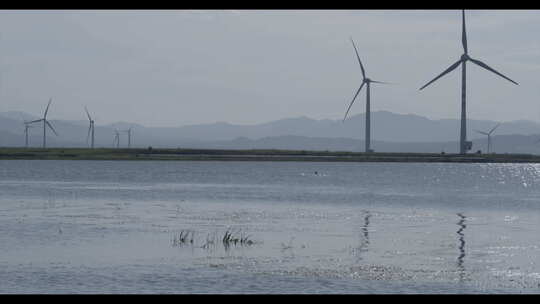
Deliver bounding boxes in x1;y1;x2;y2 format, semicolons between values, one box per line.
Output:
0;160;539;293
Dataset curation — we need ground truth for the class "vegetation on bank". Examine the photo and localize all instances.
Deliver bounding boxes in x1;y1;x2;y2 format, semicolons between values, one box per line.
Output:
1;147;540;163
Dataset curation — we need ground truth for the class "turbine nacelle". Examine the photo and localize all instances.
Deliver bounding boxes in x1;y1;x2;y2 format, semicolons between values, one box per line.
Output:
460;54;470;61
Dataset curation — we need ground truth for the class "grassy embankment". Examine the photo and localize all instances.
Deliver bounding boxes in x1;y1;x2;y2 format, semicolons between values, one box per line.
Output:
1;147;540;163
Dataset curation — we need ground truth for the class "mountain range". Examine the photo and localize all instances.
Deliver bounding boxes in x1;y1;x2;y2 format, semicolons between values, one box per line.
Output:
2;110;540;154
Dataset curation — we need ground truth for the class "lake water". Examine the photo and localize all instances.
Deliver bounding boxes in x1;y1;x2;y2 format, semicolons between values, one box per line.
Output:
0;160;539;294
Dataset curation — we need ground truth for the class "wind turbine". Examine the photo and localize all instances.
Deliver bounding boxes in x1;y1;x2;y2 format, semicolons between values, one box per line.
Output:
23;121;36;148
113;129;120;148
123;127;132;148
343;37;391;153
85;106;95;149
475;123;500;154
27;98;58;148
419;10;518;154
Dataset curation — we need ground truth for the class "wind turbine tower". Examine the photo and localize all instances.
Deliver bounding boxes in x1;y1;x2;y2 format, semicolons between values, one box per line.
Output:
419;10;518;154
343;38;391;153
27;98;58;148
123;127;132;148
23;121;36;148
113;129;120;148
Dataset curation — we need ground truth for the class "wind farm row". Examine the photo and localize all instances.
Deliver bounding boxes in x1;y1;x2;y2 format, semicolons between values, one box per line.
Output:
22;99;134;149
12;10;519;155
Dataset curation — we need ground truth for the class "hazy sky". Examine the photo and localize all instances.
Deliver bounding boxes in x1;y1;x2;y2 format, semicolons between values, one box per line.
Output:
1;10;539;127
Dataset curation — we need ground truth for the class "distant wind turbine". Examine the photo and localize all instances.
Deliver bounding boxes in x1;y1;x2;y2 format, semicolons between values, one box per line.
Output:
113;129;120;148
475;123;500;154
85;107;95;149
419;10;518;154
27;98;58;148
343;37;391;153
23;121;37;148
123;127;133;148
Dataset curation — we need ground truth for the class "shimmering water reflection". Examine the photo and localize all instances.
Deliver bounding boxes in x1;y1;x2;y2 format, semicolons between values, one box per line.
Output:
0;160;539;293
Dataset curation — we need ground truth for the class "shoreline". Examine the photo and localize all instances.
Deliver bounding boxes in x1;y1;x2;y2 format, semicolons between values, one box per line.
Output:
1;147;540;163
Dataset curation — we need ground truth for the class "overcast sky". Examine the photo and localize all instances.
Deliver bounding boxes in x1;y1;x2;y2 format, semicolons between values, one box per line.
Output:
0;10;539;127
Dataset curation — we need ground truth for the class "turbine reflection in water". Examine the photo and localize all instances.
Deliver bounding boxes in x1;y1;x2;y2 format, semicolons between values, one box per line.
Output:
354;210;371;261
456;213;467;282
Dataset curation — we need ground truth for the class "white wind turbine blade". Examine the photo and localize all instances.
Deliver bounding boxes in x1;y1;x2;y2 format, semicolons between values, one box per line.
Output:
488;123;501;135
46;120;58;136
462;10;468;54
350;38;366;80
44;98;52;118
343;81;366;122
85;106;92;121
87;124;92;144
475;130;489;136
370;80;394;84
29;118;44;124
24;123;36;130
419;60;462;90
469;58;518;85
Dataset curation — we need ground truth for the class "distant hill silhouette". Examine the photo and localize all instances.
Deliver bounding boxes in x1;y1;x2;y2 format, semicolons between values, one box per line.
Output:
2;110;540;154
